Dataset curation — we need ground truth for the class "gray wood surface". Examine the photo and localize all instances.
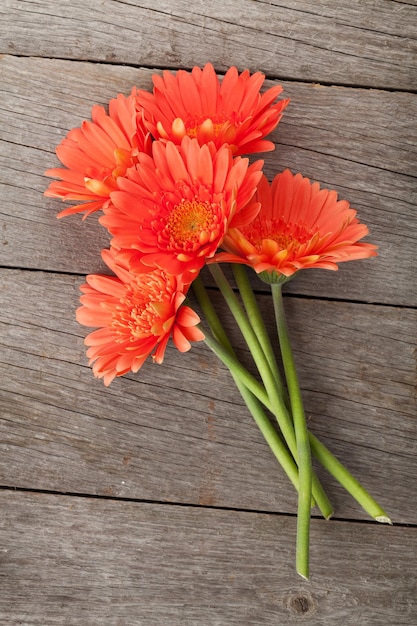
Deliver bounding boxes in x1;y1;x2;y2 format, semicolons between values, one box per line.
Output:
1;0;416;623
1;0;416;89
1;490;416;626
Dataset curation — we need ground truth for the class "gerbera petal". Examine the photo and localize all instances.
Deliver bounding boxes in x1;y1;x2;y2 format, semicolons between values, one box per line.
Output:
164;141;190;181
238;139;276;154
57;200;105;219
171;117;187;141
76;307;112;327
198;63;219;112
86;274;126;298
213;146;232;192
229;201;260;229
181;325;206;342
178;70;203;115
176;305;201;328
196;143;214;185
45;92;150;218
172;326;192;353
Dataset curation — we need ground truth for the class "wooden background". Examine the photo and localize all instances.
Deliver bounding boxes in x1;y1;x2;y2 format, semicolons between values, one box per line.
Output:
1;1;416;624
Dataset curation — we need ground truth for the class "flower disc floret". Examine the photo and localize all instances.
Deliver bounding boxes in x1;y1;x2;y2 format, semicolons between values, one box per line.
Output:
164;198;221;247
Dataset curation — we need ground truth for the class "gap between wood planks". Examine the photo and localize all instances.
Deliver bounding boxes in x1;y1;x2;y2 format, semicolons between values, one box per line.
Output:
0;265;416;310
3;52;417;94
1;484;415;528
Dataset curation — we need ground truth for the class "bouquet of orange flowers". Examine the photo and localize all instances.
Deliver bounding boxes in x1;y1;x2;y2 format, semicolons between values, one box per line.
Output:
45;63;390;579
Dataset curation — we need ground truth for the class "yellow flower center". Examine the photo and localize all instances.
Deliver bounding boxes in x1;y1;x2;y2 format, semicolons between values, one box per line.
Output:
184;115;238;146
166;199;218;245
187;120;225;138
268;232;296;249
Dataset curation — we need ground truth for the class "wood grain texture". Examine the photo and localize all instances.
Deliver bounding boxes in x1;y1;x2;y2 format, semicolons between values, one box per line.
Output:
0;490;416;625
1;55;416;305
1;269;415;523
1;0;416;89
1;2;416;619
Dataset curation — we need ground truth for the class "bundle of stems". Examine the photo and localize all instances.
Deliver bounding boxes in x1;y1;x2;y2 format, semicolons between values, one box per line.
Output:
192;264;391;579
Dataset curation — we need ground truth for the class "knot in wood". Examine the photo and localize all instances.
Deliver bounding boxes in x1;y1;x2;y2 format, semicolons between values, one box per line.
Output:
287;591;317;617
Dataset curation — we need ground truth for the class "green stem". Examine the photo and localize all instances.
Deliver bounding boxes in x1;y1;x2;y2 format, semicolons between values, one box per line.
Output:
198;330;389;525
232;264;285;396
271;283;312;580
231;266;332;522
208;264;297;457
200;325;335;520
231;375;300;492
205;266;333;522
200;330;269;405
192;275;233;351
309;433;391;523
194;272;389;527
192;276;300;491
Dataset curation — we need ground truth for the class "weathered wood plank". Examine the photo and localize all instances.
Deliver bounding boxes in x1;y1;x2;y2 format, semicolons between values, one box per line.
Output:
1;55;416;305
1;0;416;89
1;268;415;523
0;490;416;625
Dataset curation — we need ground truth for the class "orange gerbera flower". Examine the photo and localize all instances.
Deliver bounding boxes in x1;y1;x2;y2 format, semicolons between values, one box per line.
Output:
100;136;263;280
214;170;378;280
45;89;151;218
76;249;204;385
136;63;289;156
